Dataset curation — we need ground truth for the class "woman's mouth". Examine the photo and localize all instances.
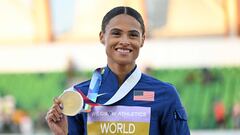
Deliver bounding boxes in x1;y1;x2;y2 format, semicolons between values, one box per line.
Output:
116;48;132;53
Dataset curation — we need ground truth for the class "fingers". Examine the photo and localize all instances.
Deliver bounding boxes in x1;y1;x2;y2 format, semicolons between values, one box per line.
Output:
53;97;63;113
53;97;61;105
46;97;64;123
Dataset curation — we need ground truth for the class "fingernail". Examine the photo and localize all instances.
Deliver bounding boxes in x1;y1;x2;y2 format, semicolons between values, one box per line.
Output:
60;104;64;110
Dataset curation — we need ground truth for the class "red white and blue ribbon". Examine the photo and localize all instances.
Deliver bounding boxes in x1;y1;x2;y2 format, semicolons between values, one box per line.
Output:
72;67;142;113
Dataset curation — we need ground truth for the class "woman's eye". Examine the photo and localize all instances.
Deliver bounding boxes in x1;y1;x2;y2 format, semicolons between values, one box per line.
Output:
111;31;120;35
130;33;139;37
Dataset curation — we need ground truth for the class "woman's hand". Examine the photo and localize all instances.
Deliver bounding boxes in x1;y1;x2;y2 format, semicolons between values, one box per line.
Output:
46;98;68;135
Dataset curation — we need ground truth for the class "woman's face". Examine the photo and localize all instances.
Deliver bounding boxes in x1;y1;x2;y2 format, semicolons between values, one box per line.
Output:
100;14;145;66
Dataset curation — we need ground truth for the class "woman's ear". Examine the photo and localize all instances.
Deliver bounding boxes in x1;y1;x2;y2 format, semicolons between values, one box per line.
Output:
99;31;105;45
140;34;145;47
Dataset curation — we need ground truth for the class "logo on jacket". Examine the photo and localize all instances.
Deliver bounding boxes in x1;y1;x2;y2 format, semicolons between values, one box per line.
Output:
133;90;155;101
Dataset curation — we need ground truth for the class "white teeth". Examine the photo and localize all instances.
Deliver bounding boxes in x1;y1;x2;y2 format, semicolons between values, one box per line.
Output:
117;48;130;53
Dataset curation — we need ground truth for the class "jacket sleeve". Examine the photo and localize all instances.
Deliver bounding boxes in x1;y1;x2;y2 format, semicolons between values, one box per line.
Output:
67;114;85;135
160;86;190;135
161;106;190;135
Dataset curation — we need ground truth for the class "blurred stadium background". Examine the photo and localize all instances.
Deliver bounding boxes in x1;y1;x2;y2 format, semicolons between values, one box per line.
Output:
0;0;240;134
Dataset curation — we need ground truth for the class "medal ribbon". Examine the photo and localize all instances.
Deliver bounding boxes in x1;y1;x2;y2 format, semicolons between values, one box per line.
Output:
74;67;142;112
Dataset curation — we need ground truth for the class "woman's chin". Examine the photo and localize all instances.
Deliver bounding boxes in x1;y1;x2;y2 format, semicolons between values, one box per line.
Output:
116;60;135;66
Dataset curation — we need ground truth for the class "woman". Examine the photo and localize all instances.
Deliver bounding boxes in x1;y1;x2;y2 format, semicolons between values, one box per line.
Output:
46;6;190;135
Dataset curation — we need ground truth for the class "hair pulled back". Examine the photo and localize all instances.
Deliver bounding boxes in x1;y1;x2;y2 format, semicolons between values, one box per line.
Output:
101;6;145;35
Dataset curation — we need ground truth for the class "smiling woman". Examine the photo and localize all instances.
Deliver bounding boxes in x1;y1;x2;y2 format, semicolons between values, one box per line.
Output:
45;6;190;135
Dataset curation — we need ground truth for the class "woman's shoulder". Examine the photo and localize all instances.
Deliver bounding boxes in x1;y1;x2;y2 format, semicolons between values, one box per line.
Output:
141;73;175;89
140;73;183;106
139;73;179;96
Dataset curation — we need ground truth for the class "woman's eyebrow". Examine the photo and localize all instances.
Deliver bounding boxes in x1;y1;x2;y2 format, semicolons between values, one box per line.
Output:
110;28;122;32
129;30;140;34
110;28;140;34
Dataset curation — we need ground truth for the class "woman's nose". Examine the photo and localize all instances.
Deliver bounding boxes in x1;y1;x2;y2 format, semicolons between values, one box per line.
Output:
119;35;130;46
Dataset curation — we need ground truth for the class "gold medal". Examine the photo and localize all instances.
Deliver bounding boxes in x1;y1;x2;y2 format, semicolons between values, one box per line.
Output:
59;90;83;116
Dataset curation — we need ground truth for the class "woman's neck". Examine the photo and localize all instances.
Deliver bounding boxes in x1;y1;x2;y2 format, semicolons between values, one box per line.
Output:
108;63;136;86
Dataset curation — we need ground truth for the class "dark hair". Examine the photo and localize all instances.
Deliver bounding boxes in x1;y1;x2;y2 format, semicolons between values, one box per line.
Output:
101;6;145;35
